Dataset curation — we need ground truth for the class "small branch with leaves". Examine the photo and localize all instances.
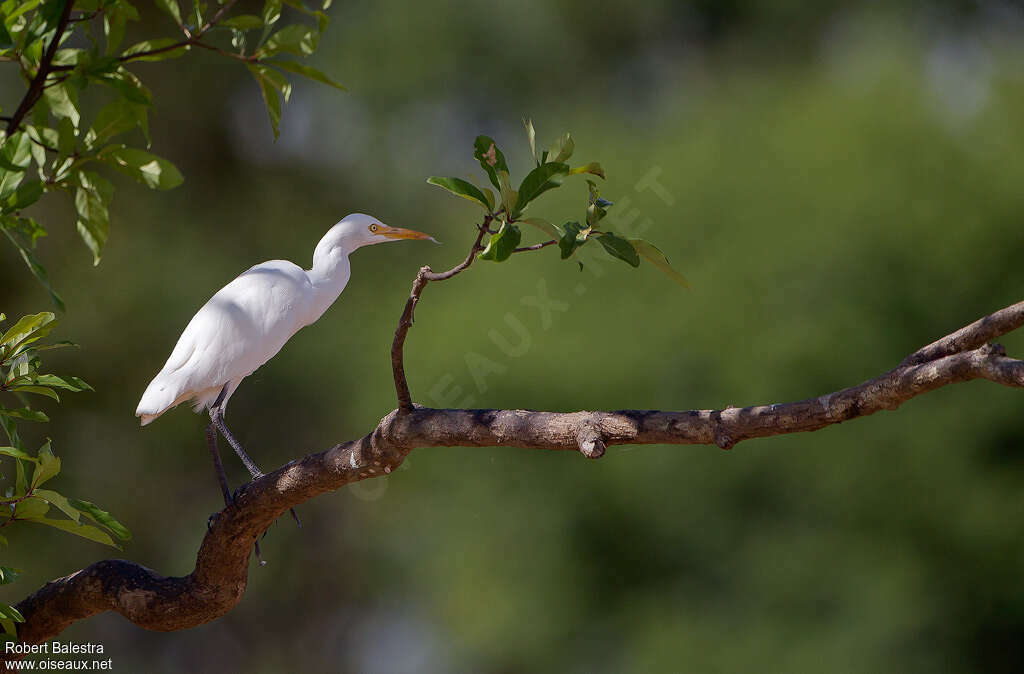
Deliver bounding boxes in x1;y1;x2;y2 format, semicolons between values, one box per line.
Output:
1;0;345;307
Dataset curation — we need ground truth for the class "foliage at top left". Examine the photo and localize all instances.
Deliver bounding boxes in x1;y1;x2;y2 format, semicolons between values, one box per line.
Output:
1;0;344;307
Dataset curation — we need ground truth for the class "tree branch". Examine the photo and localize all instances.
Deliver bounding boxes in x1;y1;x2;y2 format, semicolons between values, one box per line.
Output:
5;0;74;135
5;300;1024;654
390;217;491;410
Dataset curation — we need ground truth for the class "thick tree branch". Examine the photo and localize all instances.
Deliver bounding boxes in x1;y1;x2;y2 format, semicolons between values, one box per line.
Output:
6;300;1024;653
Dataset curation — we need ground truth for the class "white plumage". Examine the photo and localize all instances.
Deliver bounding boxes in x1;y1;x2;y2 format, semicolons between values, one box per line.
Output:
136;213;434;425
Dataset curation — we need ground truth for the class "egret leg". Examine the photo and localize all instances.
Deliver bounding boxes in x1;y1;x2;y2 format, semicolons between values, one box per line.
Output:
206;423;232;506
209;385;301;527
206;422;265;566
210;406;264;480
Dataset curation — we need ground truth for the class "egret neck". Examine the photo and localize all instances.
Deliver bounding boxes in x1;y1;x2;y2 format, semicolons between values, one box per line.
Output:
306;242;353;327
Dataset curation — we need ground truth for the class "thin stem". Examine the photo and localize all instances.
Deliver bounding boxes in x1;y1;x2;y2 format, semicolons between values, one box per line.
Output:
512;239;556;253
390;216;492;410
5;0;74;135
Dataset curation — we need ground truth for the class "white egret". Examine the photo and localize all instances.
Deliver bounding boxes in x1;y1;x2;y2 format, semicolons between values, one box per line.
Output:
136;213;435;526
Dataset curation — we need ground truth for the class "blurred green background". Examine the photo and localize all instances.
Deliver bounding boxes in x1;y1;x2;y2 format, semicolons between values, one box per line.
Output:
4;0;1024;671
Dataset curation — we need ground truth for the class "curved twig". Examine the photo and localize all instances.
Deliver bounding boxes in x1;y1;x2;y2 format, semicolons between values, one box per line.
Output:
7;302;1024;653
390;217;491;410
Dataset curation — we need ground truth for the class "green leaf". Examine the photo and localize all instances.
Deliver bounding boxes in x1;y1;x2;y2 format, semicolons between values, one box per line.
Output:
0;312;56;355
101;147;183;190
86;100;139;148
9;386;58;401
261;0;283;26
0;604;24;623
257;24;318;57
0;223;64;311
56;116;76;156
558;221;590;259
221;14;263;29
630;239;690;287
519;217;562;239
586;179;612;227
472;136;508;191
0;20;13;52
13;496;49;520
34;489;79;522
41;82;80;128
0;567;21;585
479;222;521;262
0;133;31;201
524;118;537;165
154;0;183;25
248;64;282;139
74;171;113;264
29;374;91;392
595;231;639;267
481;187;496;211
0;447;38;463
497;170;516;217
28;518;118;547
104;2;140;55
68;499;131;541
0;408;48;423
547;132;574;164
569;162;605;179
514;162;569;213
31;441;60;488
251;64;291;102
95;69;153;105
5;181;43;212
272;60;345;90
121;38;188;61
426;177;491;211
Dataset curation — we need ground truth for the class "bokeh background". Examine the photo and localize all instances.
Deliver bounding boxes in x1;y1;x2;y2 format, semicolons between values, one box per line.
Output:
4;0;1024;671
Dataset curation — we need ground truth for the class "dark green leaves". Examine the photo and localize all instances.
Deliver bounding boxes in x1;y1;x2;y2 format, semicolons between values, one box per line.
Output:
153;0;183;26
121;38;189;61
596;232;639;267
100;147;183;190
479;222;521;262
73;171;113;264
69;499;132;542
272;60;345;90
0;312;56;359
426;177;491;211
221;14;264;30
261;0;283;26
519;217;561;239
473;136;509;191
514;162;569;214
249;64;284;138
257;24;318;57
548;132;574;164
629;239;689;286
559;221;589;259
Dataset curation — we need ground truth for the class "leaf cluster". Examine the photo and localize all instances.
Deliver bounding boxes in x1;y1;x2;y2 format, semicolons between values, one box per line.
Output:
0;312;131;638
427;120;688;285
1;0;343;305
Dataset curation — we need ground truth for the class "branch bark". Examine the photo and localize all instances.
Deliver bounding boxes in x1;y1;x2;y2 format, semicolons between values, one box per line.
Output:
6;300;1024;653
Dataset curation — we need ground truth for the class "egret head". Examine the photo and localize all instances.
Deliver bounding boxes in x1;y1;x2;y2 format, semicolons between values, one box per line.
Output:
314;213;436;264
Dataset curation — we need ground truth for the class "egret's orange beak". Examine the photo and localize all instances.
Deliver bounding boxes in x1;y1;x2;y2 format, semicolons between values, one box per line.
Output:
380;225;438;243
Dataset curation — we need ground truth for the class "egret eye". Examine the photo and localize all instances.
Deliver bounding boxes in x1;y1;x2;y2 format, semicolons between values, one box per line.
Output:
369;224;379;233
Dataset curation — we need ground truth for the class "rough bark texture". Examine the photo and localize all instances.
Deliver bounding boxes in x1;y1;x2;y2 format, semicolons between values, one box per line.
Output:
7;300;1024;654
